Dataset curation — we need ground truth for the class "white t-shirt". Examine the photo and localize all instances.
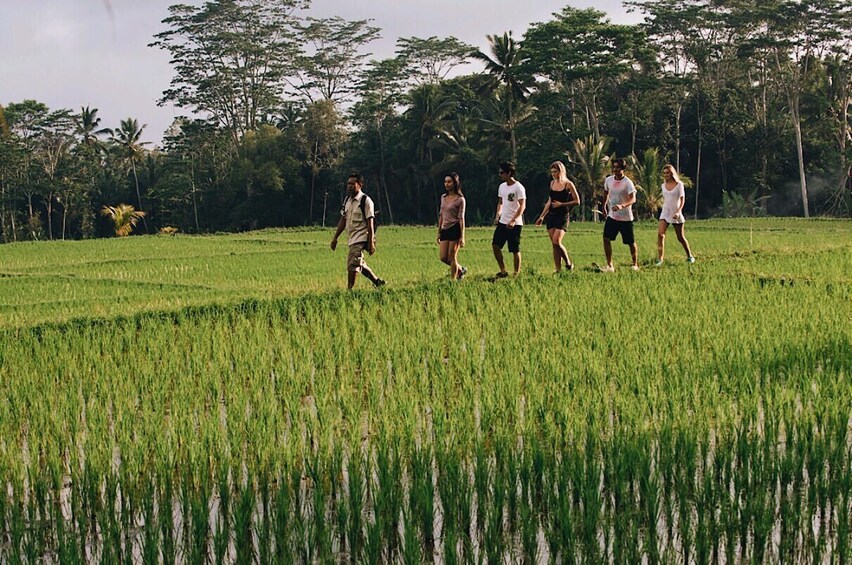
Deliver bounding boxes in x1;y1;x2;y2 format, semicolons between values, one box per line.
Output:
605;175;636;222
659;182;686;224
498;181;526;225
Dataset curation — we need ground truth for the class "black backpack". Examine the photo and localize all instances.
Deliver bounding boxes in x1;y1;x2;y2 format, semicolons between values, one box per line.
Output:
357;194;378;233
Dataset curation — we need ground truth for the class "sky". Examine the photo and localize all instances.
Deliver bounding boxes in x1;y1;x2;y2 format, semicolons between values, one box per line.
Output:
1;0;642;146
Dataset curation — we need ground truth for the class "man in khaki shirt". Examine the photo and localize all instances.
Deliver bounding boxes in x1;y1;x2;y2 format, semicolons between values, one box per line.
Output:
330;173;386;289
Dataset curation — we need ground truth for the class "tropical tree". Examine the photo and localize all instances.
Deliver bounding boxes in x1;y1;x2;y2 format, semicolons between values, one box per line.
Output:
72;106;112;237
290;16;381;103
565;135;612;221
100;204;147;236
403;83;455;221
111;118;149;232
298;100;346;223
471;32;531;164
395;36;474;85
150;0;307;148
523;8;646;143
350;57;408;224
75;106;112;149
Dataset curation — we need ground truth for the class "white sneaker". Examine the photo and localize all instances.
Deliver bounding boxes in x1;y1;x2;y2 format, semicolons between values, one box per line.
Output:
631;265;640;271
687;256;696;264
654;259;664;267
599;264;615;273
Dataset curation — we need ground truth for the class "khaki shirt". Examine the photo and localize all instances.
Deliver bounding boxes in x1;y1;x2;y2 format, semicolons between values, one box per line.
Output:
341;192;375;246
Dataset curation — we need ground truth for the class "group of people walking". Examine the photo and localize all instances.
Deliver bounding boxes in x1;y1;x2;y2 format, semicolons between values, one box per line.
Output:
331;161;695;289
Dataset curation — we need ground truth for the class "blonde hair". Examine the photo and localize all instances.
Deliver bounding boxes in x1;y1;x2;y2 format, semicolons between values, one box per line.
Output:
663;164;682;184
550;161;569;185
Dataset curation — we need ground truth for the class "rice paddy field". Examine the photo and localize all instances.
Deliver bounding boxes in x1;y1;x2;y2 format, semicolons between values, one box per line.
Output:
0;218;850;563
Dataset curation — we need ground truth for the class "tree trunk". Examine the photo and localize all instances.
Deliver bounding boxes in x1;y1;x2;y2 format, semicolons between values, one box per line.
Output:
792;106;809;218
694;94;702;220
46;193;54;240
0;178;5;243
675;101;682;172
377;124;394;224
131;159;149;232
190;165;200;232
309;140;318;222
310;168;317;224
508;96;517;164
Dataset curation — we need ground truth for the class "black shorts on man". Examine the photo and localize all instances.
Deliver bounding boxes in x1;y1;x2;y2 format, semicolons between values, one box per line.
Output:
439;223;462;241
492;222;522;253
603;217;635;245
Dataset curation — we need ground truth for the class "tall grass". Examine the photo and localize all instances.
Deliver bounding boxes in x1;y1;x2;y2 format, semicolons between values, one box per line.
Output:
0;220;849;560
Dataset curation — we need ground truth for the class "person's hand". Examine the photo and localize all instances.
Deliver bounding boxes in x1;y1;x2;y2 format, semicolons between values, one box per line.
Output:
460;238;465;248
535;217;544;226
330;237;338;250
494;216;500;225
437;234;441;244
368;240;376;255
612;204;621;212
508;219;516;228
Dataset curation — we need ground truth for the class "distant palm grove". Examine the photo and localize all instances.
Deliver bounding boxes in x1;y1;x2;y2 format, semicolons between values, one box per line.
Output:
1;0;850;241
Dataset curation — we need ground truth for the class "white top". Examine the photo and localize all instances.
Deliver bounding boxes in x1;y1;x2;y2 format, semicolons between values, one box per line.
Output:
659;182;686;224
341;192;375;246
605;175;636;221
498;181;526;225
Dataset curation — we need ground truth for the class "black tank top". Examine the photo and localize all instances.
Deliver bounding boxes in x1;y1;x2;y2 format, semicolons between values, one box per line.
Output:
548;188;570;218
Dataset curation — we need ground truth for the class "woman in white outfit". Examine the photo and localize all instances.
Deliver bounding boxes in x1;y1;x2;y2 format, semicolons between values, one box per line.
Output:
656;164;695;266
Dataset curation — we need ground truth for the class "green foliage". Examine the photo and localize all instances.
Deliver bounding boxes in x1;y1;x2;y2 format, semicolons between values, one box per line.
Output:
565;135;612;219
100;203;146;236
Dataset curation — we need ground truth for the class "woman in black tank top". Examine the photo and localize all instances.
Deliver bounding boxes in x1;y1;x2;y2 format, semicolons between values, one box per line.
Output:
535;161;580;273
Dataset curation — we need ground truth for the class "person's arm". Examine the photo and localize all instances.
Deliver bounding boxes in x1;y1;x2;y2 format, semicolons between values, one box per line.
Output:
366;217;376;254
536;197;552;225
437;198;444;243
494;197;503;225
330;214;346;250
459;198;466;247
675;183;685;215
566;181;580;207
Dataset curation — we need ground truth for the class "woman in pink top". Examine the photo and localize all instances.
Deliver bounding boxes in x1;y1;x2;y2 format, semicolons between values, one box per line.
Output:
655;164;695;266
437;172;467;279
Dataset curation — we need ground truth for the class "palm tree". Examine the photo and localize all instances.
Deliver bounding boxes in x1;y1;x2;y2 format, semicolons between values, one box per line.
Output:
404;84;455;220
629;149;665;219
111;118;149;232
73;107;112;238
100;204;146;237
565;135;612;221
471;32;531;164
75;106;112;149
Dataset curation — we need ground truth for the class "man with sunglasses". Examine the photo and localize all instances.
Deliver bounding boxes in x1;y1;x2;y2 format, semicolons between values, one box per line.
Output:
599;158;639;272
492;161;526;278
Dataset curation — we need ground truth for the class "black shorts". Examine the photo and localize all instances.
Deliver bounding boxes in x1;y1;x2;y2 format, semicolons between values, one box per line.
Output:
603;217;635;245
439;223;462;241
492;223;522;253
545;213;569;231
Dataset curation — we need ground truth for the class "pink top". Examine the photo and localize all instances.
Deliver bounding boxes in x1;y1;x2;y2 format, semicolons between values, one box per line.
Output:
439;194;466;229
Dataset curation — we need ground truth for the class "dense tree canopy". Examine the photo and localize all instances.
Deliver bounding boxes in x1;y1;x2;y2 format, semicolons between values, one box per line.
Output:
1;0;849;242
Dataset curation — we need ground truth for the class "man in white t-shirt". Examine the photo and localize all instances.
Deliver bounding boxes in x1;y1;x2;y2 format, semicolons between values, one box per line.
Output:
600;158;639;272
492;161;527;278
330;173;386;289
